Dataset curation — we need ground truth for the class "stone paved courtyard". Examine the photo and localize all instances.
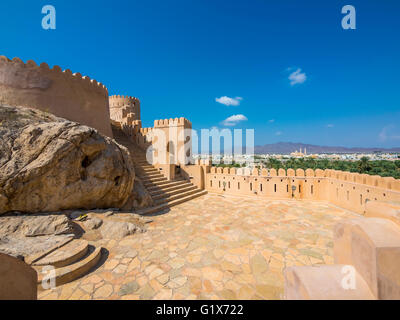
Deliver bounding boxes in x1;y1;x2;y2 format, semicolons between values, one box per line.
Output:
38;194;360;300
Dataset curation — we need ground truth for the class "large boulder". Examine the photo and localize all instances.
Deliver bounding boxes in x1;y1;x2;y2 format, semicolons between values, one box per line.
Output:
0;104;135;214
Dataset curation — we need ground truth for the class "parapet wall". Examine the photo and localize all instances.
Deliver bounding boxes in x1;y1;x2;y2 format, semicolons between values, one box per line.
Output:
204;167;400;215
154;117;192;128
0;56;112;137
140;127;153;135
136;127;153;149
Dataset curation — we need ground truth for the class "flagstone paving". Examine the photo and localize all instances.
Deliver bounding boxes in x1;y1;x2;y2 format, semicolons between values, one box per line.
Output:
38;194;360;300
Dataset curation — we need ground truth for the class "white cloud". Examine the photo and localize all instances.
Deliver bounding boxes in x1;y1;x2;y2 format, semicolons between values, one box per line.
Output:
215;96;243;106
268;119;275;123
379;125;400;141
275;131;283;136
326;124;334;128
288;68;307;85
222;114;248;126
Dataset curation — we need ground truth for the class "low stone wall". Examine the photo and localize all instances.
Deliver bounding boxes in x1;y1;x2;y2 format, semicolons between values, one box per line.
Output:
324;169;400;214
284;201;400;300
0;56;112;137
204;167;400;215
181;164;205;189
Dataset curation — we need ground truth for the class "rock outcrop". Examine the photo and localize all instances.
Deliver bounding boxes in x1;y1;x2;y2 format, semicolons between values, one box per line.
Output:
0;104;135;214
100;220;143;239
0;214;73;237
123;177;154;210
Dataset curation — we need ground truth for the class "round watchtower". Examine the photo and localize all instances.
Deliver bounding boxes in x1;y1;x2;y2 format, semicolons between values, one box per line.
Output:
109;95;141;123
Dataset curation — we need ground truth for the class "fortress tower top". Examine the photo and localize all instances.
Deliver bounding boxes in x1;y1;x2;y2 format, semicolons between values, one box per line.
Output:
109;95;141;123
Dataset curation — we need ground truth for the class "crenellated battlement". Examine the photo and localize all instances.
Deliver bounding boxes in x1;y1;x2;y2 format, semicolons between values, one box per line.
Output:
109;94;141;127
154;117;192;128
140;127;153;135
0;55;112;137
0;56;108;95
208;167;400;192
109;95;140;108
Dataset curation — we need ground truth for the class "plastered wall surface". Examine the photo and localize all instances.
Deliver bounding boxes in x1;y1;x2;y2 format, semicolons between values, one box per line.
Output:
0;56;112;137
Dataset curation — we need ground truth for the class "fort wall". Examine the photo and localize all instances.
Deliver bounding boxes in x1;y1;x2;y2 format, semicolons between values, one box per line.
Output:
203;167;400;215
137;126;153;150
0;56;112;137
106;91;400;215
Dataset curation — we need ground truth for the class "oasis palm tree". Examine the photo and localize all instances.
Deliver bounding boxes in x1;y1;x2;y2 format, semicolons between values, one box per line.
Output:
357;156;371;173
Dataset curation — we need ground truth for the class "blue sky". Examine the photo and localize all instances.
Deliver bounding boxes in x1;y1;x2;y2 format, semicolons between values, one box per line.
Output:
1;0;399;147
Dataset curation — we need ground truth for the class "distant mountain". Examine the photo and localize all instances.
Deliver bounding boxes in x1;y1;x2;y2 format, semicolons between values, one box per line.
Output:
254;142;400;154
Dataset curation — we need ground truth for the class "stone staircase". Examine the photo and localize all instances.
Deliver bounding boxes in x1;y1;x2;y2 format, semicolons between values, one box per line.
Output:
29;239;103;288
112;125;207;215
131;152;207;215
284;200;400;300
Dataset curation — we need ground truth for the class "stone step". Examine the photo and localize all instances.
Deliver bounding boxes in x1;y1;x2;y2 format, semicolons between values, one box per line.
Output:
139;175;164;182
136;165;154;170
138;172;160;178
142;178;166;184
137;190;207;215
143;178;177;188
145;179;187;192
135;167;156;173
143;177;168;186
155;188;201;204
33;240;89;268
141;173;164;179
138;170;163;176
138;170;159;176
37;246;102;287
136;164;152;168
334;217;400;299
284;265;376;300
146;179;187;191
140;168;159;173
25;237;74;265
150;182;194;196
142;174;167;180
